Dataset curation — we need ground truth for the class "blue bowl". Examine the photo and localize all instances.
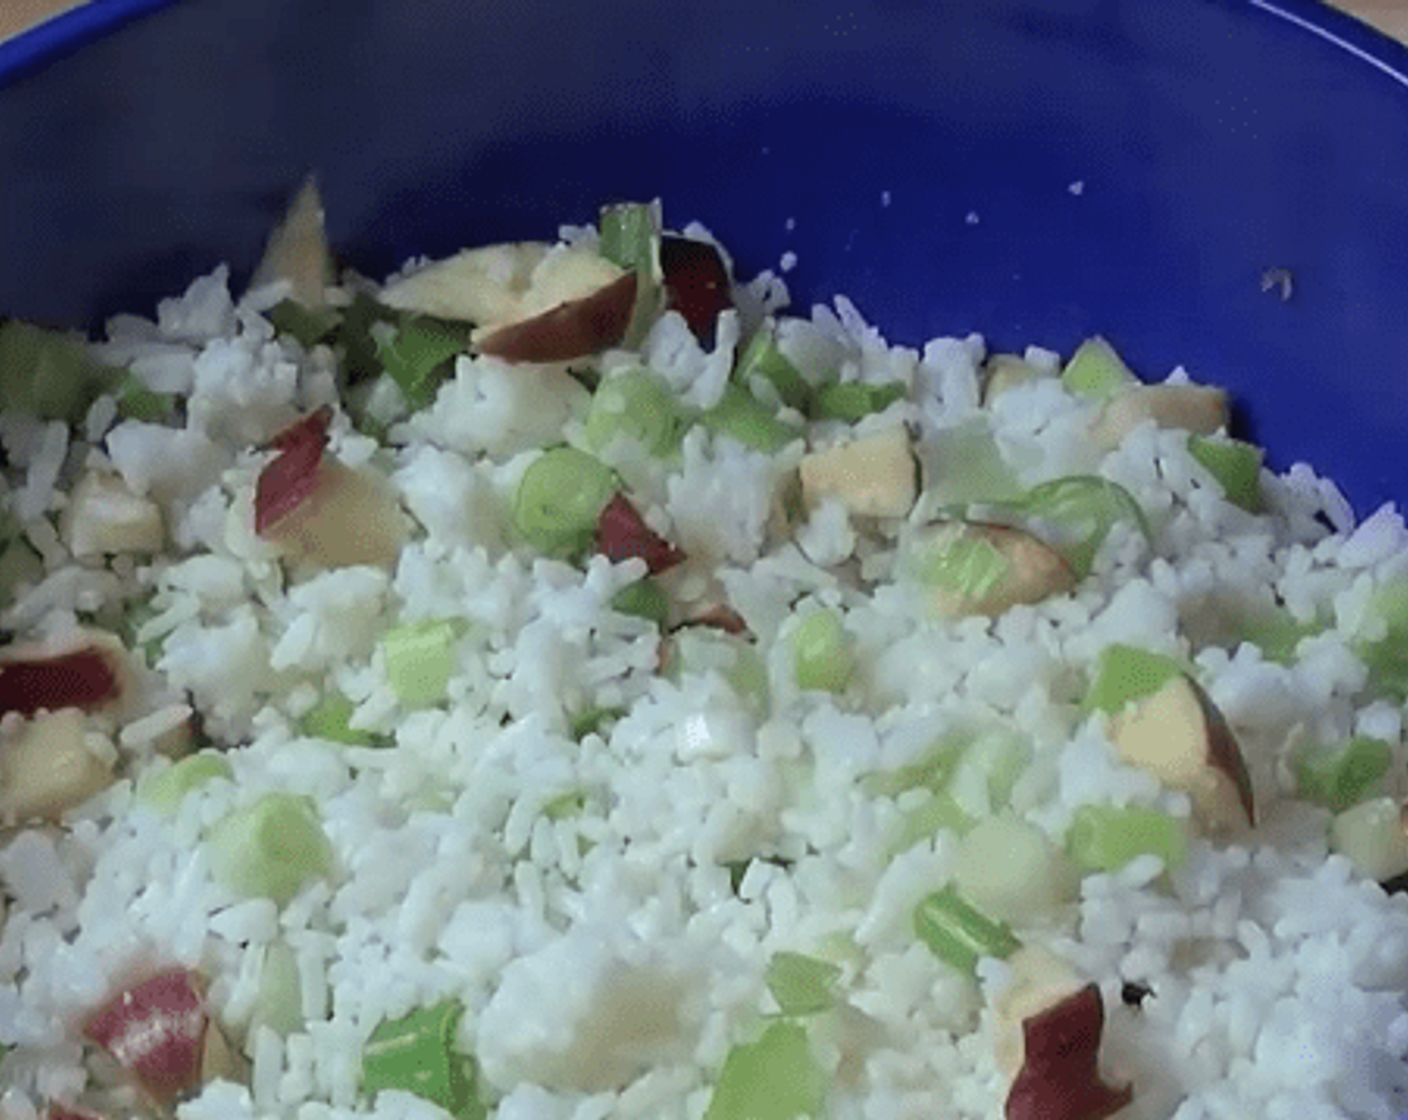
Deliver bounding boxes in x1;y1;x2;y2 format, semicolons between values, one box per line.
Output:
4;0;1406;516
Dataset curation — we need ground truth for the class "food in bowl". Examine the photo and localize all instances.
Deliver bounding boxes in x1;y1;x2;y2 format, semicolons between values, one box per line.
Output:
1;191;1407;1119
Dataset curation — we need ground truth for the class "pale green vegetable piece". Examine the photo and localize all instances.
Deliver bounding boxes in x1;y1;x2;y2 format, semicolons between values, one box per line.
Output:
1009;475;1149;580
764;951;842;1016
1330;797;1408;882
1083;644;1188;716
703;1021;825;1120
1187;434;1265;513
585;368;680;457
791;608;854;693
913;885;1021;975
953;815;1078;924
1293;737;1392;814
512;447;617;559
1065;804;1189;873
925;418;1023;508
382;620;458;706
362;1001;485;1120
300;692;378;746
207;792;334;907
249;942;304;1038
137;753;233;816
1060;335;1136;400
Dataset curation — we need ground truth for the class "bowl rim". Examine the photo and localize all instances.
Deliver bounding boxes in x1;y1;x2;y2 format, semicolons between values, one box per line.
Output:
0;0;177;86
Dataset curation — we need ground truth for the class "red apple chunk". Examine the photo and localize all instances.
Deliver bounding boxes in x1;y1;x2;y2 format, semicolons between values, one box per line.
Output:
660;235;733;340
595;493;686;574
1005;984;1133;1120
476;272;637;363
0;647;121;718
83;969;210;1102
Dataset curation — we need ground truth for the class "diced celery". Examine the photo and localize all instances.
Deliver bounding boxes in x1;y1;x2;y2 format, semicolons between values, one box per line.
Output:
611;578;670;629
137;753;234;817
267;299;342;349
362;1001;485;1120
860;734;972;799
1186;434;1265;513
300;692;378;747
946;729;1032;817
542;789;590;818
1010;475;1149;579
791;608;854;693
1292;736;1392;814
599;202;660;273
1060;336;1136;400
925;418;1024;508
206;792;334;907
1359;578;1408;702
703;1021;825;1120
568;704;625;741
1065;804;1190;873
0;319;116;422
810;381;906;423
1083;644;1187;716
248;942;304;1038
764;951;842;1016
585;368;680;457
913;885;1020;975
1238;605;1321;665
512;447;617;559
735;323;810;411
381;620;458;707
114;373;177;423
376;317;468;409
699;384;803;454
892;790;976;852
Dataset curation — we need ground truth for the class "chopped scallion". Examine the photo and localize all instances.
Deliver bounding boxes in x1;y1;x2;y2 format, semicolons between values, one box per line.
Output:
611;578;671;629
137;753;233;817
114;373;177;423
1186;434;1265;513
300;692;379;747
1008;475;1150;579
513;447;617;559
0;319;116;423
598;202;661;274
376;317;469;409
584;368;680;457
267;299;342;349
734;323;810;412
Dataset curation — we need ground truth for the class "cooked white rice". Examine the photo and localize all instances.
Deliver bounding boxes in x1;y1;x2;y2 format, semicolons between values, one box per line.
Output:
1;215;1408;1120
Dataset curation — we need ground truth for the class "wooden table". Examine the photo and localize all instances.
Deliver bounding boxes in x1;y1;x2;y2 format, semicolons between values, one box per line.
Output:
1;1;1405;54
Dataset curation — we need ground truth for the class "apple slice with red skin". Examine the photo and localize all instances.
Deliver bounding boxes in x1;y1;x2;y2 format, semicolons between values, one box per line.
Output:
595;493;686;574
1005;984;1134;1120
476;272;638;364
83;969;210;1103
659;235;733;341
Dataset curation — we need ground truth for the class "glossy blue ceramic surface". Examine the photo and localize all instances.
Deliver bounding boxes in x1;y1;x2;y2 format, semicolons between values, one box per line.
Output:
2;0;1406;514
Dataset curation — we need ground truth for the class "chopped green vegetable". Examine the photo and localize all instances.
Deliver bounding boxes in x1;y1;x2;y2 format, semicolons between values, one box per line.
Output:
1187;434;1265;513
1065;804;1190;873
810;381;906;422
114;373;177;423
913;885;1021;975
206;792;334;907
925;418;1024;507
0;534;43;602
512;447;617;559
703;1021;825;1120
1083;644;1188;716
891;790;977;853
599;202;660;273
1007;475;1150;580
735;323;810;411
568;704;625;741
861;734;972;798
1330;796;1408;882
249;942;304;1038
672;629;770;714
1238;605;1321;664
1359;578;1408;702
267;299;342;349
954;815;1078;923
791;608;854;693
0;319;116;423
585;368;681;457
376;317;468;410
137;753;233;817
946;729;1032;817
362;1001;485;1120
300;692;379;747
542;788;591;818
337;292;402;384
764;951;842;1016
611;578;671;629
1060;336;1136;400
381;620;458;707
699;384;803;454
910;528;1011;601
1292;736;1392;814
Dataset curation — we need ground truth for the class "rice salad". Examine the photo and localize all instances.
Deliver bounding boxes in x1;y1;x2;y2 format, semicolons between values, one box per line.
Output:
1;194;1408;1120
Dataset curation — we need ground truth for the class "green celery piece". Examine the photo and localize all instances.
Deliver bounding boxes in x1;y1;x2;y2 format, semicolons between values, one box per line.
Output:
611;578;670;629
764;952;842;1017
585;368;680;457
892;791;977;853
1239;606;1321;665
1060;336;1136;401
1009;475;1150;580
568;704;626;741
1186;434;1265;513
337;292;402;384
206;792;334;907
1292;736;1393;814
926;419;1024;508
0;534;43;603
362;1001;485;1120
860;734;972;798
1083;644;1188;716
951;730;1032;813
300;692;379;747
1065;804;1189;873
672;629;770;715
114;372;177;423
791;608;854;693
598;202;660;273
0;319;116;423
513;447;617;560
698;384;804;454
138;753;234;817
382;620;459;707
703;1021;825;1120
912;529;1012;601
376;316;469;410
810;381;906;423
267;299;342;349
1359;578;1408;702
912;885;1020;976
735;323;810;412
542;789;590;819
249;942;304;1038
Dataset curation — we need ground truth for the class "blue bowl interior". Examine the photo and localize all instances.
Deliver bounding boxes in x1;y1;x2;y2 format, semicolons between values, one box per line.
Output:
3;0;1407;517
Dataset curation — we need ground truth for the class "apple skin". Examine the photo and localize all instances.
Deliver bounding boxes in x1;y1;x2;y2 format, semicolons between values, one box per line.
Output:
1005;984;1134;1120
477;272;638;364
1089;384;1227;452
1108;673;1255;833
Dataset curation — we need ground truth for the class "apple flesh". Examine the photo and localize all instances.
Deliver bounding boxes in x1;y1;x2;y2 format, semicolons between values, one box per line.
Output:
799;425;918;519
1108;674;1255;832
248;175;332;309
983;353;1051;403
475;272;638;363
0;708;114;824
1089;384;1228;453
1005;984;1134;1120
61;469;165;557
905;521;1076;619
